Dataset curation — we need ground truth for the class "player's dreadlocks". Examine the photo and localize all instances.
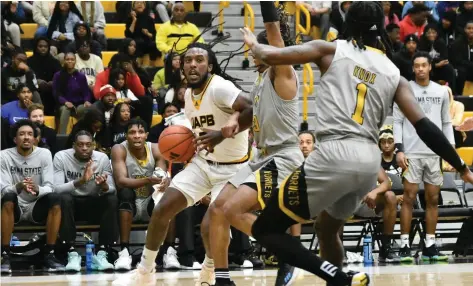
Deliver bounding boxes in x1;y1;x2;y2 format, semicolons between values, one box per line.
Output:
343;1;393;59
256;4;295;47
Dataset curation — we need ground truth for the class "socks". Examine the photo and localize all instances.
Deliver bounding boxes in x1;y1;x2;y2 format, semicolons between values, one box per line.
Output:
45;244;55;254
203;254;214;269
425;234;436;248
400;234;410;248
215;268;230;282
381;235;393;247
140;247;158;272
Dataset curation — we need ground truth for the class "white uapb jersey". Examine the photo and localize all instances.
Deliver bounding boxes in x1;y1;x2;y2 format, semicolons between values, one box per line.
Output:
315;40;400;144
250;67;300;148
184;74;249;163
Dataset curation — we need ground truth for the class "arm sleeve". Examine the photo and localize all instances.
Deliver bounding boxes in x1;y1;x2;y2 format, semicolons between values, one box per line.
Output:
0;156;16;195
212;79;242;110
441;89;455;145
38;150;54;195
53;153;75;193
127;73;145;97
393;102;404;144
156;25;172;54
101;157;116;195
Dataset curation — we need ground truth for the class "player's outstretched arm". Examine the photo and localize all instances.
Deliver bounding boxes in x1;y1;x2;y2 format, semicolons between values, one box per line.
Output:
394;77;468;176
222;94;253;139
241;27;335;66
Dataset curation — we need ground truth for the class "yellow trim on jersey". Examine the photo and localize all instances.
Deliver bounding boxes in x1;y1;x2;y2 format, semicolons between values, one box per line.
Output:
278;175;311;224
130;143;150;167
229;154;249;163
191;75;214;110
365;45;384;55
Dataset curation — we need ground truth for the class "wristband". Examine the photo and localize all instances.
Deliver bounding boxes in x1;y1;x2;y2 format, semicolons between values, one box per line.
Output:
260;1;279;23
394;143;404;153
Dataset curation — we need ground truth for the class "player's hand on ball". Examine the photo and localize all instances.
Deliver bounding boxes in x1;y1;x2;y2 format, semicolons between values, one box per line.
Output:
240;26;257;50
194;128;225;152
221;119;239;138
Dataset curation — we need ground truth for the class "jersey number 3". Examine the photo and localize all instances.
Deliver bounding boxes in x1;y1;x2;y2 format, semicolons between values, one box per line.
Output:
352;83;368;125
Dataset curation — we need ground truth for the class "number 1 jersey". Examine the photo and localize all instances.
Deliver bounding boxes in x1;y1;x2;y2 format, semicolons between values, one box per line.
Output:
315;40;400;144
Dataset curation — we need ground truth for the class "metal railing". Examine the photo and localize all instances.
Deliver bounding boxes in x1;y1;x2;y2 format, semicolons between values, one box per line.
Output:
302;63;314;124
295;3;311;43
243;2;255;62
218;1;230;34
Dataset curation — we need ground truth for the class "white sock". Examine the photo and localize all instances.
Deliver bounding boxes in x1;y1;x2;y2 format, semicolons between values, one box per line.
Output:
400;234;410;248
140;247;158;272
203;254;214;269
425;234;436;248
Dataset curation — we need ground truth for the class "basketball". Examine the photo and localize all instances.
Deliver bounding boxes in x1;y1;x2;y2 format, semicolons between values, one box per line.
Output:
158;125;196;163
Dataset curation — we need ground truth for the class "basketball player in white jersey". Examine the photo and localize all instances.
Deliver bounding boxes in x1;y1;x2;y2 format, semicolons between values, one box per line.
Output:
240;2;473;285
114;42;253;286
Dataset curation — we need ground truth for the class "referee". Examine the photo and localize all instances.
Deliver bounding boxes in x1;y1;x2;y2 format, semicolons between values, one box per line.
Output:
393;51;454;262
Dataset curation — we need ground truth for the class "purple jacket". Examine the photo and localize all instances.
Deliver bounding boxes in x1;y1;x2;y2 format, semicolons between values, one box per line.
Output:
52;70;91;105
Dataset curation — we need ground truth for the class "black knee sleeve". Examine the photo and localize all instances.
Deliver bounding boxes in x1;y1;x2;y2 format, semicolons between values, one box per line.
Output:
118;188;135;212
1;192;19;206
251;216;264;240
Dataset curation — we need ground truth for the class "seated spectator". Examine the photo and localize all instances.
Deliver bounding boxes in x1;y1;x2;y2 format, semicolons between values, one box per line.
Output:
55;130;118;272
448;86;465;127
115;1;155;25
28;104;57;156
110;102;132;146
65;21;102;58
299;1;331;40
154;1;171;23
111;118;168;271
47;1;83;55
76;1;107;50
152;52;181;93
125;1;160;66
419;23;457;93
169;84;186;111
93;85;117;126
1;84;33;125
393;34;419;81
438;10;457;50
1;15;16;66
0;120;64;273
298;130;315;159
156;2;203;55
2;1;22;47
1;49;41;104
386;24;403;53
149;102;179;143
450;21;473;94
382;1;399;27
399;4;429;42
32;1;55;38
401;1;439;22
74;39;104;91
379;127;402;176
94;53;145;99
327;1;351;41
53;52;92;134
65;107;105;151
119;38;153;92
437;1;459;22
456;1;473;37
27;37;62;115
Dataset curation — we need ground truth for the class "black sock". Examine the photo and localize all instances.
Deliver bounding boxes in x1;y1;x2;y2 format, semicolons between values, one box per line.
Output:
2;245;10;255
121;243;130;252
45;244;55;254
381;235;393;247
253;230;350;285
294;235;301;240
215;268;231;282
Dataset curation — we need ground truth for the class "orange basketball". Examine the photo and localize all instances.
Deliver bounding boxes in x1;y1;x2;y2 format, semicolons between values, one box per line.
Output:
158;125;196;163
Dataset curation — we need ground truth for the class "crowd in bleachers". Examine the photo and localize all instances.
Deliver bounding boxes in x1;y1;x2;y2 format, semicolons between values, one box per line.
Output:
1;0;473;274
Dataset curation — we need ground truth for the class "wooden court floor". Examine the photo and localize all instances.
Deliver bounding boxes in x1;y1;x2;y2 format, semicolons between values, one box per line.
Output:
1;263;473;285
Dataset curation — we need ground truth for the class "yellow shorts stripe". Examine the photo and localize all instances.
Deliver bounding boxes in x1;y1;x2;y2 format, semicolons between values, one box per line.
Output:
278;175;311;224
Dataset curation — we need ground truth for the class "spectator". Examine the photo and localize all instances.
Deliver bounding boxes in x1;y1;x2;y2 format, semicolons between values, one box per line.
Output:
93;84;117;127
450;21;473;94
156;2;203;55
47;1;83;54
436;1;459;22
298;130;315;159
125;1;160;66
399;3;429;42
379;127;401;176
94;53;145;99
299;1;331;40
0;120;64;273
438;10;457;50
115;1;155;24
419;23;457;93
327;1;351;41
119;38;153;91
1;84;33;125
169;84;186;111
65;107;106;151
1;49;40;105
457;2;473;37
382;1;399;27
2;1;22;47
401;1;439;22
154;1;171;23
393;34;419;81
447;86;465;127
65;21;102;58
393;52;453;262
386;23;402;53
76;1;107;50
27;37;62;115
28;104;57;156
32;1;55;38
1;14;16;66
74;39;104;90
53;52;92;134
55;130;118;272
152;52;181;92
353;169;400;263
111;118;168;271
149;102;179;142
109;102;132;146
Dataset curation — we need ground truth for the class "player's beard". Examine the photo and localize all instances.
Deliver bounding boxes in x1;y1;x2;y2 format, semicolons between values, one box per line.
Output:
187;72;209;89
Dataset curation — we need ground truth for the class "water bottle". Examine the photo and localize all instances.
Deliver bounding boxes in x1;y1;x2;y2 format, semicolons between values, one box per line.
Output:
152;99;159;115
363;234;373;264
85;241;95;270
10;235;20;247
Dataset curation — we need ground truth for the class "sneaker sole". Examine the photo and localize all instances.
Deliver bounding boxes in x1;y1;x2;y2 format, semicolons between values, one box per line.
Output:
180;265;201;270
400;257;414;263
422;255;449;261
